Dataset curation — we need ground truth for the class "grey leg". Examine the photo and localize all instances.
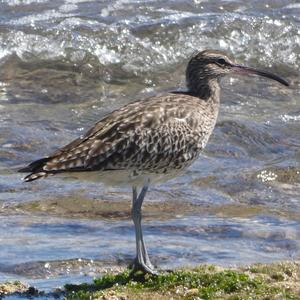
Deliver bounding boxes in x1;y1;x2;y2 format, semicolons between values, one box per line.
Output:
132;185;154;268
131;183;157;275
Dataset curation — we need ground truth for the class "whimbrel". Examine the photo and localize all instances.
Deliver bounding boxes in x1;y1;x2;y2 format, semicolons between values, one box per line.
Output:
19;50;289;275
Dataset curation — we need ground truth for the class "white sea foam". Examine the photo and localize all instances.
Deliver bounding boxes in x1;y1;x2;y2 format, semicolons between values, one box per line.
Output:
280;114;300;123
3;0;48;6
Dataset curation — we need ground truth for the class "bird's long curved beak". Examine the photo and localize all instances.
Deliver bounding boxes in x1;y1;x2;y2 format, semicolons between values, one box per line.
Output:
232;64;289;87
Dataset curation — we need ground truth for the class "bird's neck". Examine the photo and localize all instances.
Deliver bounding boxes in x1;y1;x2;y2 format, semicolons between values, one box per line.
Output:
187;78;220;103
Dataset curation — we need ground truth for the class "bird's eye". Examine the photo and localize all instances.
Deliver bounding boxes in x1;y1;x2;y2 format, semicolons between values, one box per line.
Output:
216;58;227;65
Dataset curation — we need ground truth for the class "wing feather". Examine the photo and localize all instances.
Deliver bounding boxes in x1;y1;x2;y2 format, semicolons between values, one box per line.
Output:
19;94;205;181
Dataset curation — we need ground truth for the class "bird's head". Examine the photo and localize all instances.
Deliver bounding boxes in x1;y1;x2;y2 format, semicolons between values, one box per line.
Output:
186;49;289;96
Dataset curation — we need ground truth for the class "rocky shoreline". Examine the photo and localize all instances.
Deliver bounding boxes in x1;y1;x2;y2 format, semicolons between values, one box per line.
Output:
1;261;299;299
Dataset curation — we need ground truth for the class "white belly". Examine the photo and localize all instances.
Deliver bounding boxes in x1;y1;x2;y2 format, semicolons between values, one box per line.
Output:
57;167;188;187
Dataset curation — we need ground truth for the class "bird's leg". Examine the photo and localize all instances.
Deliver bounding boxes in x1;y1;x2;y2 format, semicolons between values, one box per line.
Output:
130;183;157;275
133;185;154;269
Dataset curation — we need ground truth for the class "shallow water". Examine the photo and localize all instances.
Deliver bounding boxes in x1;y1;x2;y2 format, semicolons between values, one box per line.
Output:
0;0;299;296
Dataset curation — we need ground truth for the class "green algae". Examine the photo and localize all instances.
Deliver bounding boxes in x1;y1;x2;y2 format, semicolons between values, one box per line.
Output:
64;262;300;300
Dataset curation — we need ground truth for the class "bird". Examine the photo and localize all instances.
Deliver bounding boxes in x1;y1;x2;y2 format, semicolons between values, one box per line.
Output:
19;49;289;275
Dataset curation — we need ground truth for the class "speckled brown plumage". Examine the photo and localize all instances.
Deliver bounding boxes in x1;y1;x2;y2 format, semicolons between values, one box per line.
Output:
20;92;219;182
18;49;289;274
19;50;230;183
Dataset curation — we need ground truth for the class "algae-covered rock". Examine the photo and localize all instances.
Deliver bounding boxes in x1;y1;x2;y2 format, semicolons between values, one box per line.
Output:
2;261;299;299
0;281;29;296
65;261;300;300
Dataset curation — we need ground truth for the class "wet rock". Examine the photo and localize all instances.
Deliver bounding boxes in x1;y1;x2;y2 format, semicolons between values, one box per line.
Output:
0;281;29;296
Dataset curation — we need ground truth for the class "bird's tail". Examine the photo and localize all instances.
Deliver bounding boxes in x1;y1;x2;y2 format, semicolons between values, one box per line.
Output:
18;157;51;182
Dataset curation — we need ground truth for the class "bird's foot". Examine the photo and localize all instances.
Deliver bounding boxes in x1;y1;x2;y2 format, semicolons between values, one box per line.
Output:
129;258;159;276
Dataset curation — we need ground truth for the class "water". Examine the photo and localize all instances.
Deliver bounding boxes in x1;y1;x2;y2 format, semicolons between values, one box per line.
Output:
0;0;299;296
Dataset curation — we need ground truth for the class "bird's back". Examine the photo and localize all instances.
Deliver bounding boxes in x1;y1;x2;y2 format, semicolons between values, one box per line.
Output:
19;92;219;183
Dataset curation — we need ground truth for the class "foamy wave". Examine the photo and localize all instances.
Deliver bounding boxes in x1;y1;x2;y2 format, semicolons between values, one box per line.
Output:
0;2;299;77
